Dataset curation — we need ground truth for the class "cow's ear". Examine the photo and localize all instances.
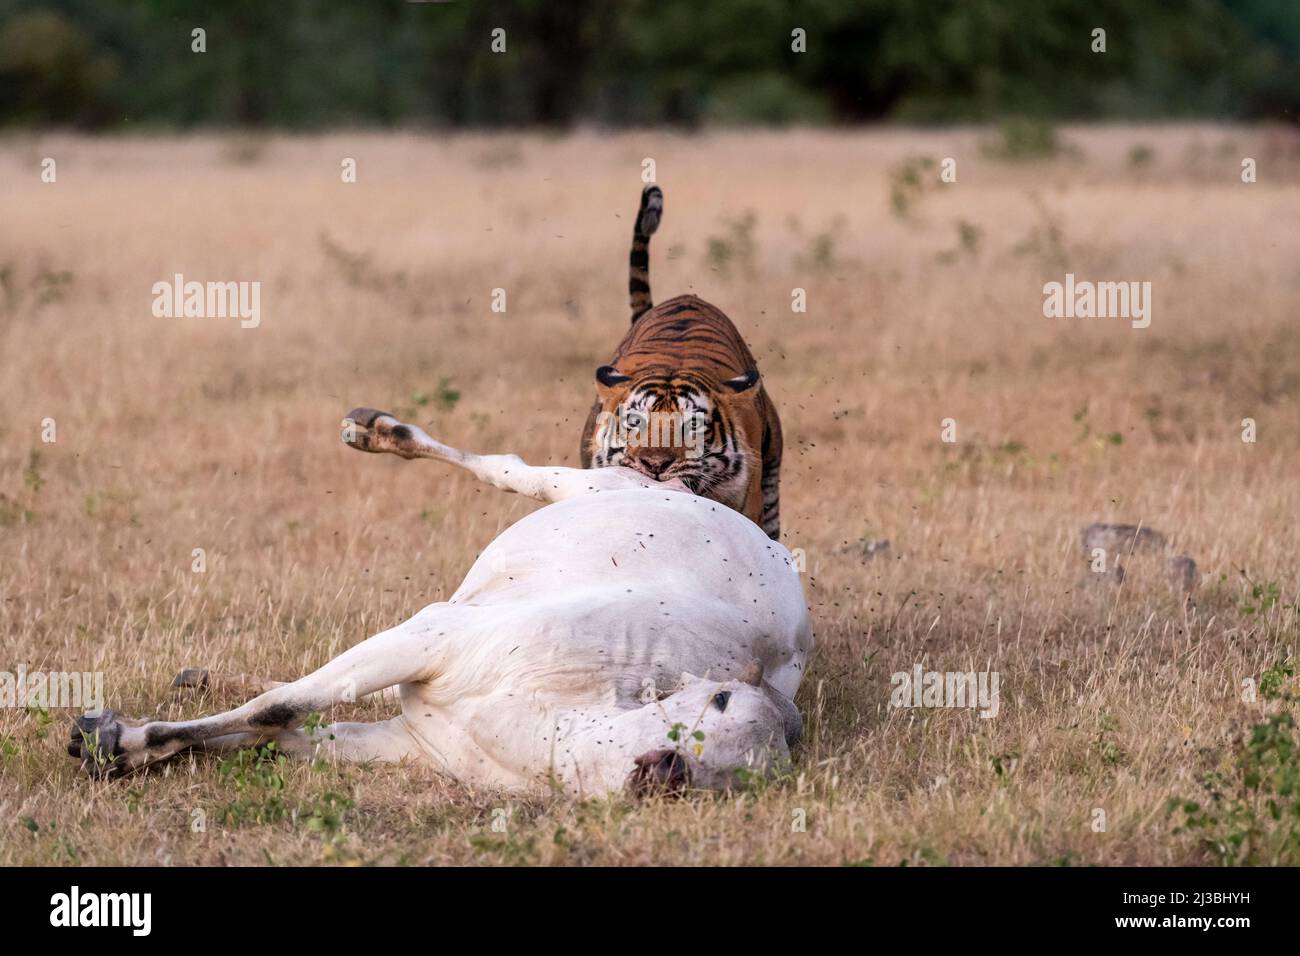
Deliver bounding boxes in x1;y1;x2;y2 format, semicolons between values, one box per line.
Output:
722;369;759;393
738;660;764;686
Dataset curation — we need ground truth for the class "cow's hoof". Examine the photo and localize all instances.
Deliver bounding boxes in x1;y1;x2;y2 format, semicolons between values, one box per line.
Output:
628;748;690;797
67;709;125;778
341;408;396;452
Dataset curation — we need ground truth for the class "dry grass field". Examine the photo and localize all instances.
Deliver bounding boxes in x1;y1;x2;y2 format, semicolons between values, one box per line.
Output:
1;126;1298;866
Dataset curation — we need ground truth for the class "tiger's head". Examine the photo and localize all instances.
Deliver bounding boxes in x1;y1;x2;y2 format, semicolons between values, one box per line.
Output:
587;362;764;510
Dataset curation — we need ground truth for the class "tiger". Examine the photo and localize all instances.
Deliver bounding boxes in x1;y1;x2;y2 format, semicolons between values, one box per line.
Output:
580;184;784;540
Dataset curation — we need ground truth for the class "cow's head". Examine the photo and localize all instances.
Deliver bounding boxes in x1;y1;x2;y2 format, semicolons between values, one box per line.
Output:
626;661;800;796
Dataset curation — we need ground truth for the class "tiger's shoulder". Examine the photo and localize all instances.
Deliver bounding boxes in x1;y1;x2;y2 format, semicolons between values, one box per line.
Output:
614;294;759;382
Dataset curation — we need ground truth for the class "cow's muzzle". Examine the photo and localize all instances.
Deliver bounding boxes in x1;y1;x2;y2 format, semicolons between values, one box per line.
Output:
628;748;690;797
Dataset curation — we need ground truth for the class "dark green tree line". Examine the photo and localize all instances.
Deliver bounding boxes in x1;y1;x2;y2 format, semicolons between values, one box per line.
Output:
0;0;1295;128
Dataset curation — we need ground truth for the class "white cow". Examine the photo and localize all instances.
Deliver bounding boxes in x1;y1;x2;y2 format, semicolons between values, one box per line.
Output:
68;410;812;796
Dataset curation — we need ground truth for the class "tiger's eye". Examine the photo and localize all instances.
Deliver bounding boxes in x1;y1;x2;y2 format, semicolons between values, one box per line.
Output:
712;691;731;712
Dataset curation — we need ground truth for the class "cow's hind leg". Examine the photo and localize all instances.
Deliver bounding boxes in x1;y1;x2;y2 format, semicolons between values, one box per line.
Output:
342;408;672;501
196;717;422;763
69;610;456;777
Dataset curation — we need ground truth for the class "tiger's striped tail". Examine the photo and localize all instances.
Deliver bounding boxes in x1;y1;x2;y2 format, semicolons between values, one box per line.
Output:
629;184;663;323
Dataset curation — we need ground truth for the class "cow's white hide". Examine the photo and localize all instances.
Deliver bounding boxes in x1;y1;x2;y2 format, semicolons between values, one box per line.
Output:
68;415;812;796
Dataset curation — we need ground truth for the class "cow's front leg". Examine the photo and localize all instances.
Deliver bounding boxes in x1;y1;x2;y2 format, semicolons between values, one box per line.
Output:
342;408;681;502
68;616;439;777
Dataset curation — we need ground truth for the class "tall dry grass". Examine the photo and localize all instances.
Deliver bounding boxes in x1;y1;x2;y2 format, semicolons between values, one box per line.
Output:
1;126;1298;865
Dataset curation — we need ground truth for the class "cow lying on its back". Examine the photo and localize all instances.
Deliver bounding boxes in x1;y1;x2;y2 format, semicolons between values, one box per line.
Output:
68;411;812;796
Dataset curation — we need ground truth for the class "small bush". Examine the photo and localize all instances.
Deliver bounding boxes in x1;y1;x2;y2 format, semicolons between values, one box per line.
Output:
983;118;1060;161
1170;712;1300;865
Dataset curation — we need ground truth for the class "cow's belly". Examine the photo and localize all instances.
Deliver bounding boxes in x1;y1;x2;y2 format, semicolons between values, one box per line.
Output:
394;490;810;786
451;489;796;606
442;489;810;697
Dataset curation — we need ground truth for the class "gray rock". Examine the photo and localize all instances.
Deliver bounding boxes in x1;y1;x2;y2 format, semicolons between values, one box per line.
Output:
861;539;891;560
842;538;891;560
171;667;210;689
1080;523;1167;556
1167;555;1197;591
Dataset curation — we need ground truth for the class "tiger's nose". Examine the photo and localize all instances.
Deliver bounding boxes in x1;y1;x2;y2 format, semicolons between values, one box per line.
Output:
635;452;676;476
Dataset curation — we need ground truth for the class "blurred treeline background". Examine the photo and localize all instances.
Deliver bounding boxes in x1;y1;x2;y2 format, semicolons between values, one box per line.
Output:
1;0;1297;129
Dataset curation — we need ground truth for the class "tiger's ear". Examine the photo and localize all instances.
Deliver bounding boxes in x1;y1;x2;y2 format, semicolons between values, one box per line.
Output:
596;365;630;387
722;369;760;393
595;365;631;399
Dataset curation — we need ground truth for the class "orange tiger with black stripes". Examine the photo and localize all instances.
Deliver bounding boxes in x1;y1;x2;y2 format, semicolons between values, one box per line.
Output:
580;185;783;540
